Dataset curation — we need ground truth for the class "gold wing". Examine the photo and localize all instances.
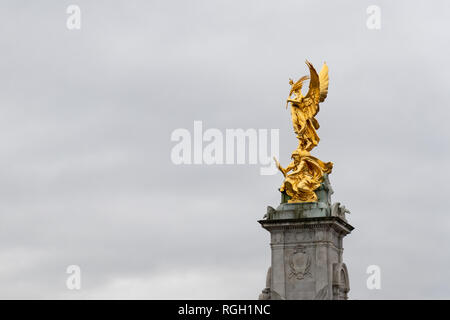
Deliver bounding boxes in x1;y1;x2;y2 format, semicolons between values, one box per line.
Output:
318;62;329;102
302;60;321;118
302;61;329;118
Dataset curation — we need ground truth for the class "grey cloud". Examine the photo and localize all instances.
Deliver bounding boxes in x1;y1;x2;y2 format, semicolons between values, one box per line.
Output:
0;0;449;299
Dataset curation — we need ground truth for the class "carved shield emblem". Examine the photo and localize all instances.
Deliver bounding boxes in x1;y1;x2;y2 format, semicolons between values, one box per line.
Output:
288;246;311;280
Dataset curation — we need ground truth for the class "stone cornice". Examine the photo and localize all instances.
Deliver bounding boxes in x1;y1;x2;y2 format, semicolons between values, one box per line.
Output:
258;216;354;235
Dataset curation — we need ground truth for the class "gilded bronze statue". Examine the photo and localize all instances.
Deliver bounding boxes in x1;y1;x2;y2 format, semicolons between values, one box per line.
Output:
274;60;333;203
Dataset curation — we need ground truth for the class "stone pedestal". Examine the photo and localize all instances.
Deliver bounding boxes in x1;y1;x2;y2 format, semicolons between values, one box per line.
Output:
258;174;354;300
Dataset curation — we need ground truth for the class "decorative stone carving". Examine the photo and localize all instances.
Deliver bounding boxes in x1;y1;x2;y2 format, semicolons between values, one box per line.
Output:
264;206;277;219
288;246;311;280
332;263;350;300
331;202;350;221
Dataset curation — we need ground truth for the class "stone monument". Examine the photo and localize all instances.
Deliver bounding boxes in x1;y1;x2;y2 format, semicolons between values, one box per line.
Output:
258;61;354;300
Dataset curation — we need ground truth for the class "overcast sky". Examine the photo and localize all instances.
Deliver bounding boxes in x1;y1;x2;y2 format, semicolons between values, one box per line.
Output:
1;0;450;299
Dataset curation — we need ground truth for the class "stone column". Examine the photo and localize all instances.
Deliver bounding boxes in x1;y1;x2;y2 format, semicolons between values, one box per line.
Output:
258;174;354;300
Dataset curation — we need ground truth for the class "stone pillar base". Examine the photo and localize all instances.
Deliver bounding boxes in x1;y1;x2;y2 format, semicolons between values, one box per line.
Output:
258;175;354;300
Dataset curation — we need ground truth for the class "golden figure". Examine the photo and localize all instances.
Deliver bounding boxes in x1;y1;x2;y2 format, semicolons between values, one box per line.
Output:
274;150;332;202
274;60;333;203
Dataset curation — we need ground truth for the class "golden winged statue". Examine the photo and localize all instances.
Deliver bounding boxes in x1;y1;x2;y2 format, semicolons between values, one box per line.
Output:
274;60;333;203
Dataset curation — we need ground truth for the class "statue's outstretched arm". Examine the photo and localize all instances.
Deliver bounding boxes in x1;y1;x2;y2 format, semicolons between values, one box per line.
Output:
273;157;285;176
274;157;294;177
